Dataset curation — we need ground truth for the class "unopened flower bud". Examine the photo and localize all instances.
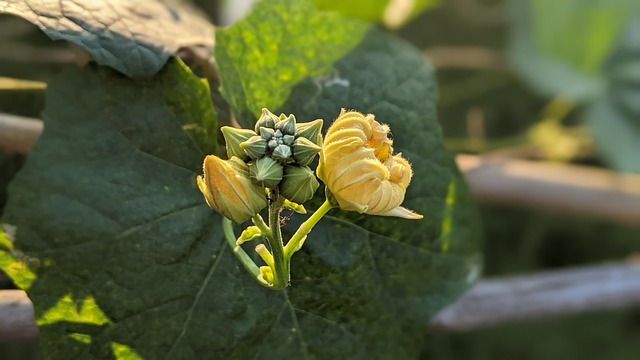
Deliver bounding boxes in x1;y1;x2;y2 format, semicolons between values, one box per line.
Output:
295;119;324;146
197;155;267;223
260;127;275;141
254;108;279;133
282;134;295;146
276;114;297;136
280;165;319;204
272;144;292;162
317;109;422;219
292;137;321;166
221;127;256;161
250;157;283;188
240;136;267;159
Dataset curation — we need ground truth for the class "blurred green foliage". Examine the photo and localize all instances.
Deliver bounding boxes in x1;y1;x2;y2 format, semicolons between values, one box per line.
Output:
399;2;640;359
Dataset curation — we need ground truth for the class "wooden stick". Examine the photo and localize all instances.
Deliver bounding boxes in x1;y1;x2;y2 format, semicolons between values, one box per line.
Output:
0;113;43;155
423;46;506;70
2;262;640;339
0;290;37;341
430;262;640;332
0;42;76;64
457;154;640;226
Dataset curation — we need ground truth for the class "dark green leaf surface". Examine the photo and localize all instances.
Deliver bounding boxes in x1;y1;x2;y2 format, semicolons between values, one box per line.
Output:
0;0;214;78
281;27;481;256
1;55;479;359
216;0;481;357
215;0;368;127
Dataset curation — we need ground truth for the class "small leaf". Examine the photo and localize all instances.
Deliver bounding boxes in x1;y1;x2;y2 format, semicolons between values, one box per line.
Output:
0;0;215;77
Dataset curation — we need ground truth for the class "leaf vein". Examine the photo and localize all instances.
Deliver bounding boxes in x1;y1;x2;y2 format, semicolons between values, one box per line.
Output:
164;239;227;358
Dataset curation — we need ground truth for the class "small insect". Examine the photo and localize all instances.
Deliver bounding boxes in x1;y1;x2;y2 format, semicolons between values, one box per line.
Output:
279;211;293;227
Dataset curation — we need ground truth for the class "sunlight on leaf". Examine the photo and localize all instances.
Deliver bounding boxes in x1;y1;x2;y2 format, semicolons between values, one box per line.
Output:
69;333;92;344
112;342;144;360
38;294;111;326
311;0;440;27
216;0;368;126
0;226;36;290
439;181;456;253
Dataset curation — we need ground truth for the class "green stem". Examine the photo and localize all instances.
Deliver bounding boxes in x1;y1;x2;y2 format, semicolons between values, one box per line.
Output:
222;218;270;288
284;199;333;258
266;189;289;290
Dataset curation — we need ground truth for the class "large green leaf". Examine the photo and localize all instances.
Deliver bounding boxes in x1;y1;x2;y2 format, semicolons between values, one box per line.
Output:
215;0;368;126
0;0;214;78
216;0;482;357
281;26;481;254
1;55;479;360
507;0;640;101
2;1;480;358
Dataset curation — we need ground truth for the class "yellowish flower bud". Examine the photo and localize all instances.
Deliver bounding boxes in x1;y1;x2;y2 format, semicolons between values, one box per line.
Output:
221;126;256;161
317;109;423;220
197;155;268;223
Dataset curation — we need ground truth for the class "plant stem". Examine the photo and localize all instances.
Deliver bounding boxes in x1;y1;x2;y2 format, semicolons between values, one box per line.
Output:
267;189;289;290
221;218;270;288
284;199;333;258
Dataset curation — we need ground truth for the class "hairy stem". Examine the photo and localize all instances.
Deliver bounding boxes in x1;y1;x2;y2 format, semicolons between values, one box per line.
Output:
266;189;289;290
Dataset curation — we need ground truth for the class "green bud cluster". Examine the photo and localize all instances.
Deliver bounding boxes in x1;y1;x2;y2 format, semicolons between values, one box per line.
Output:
221;108;323;204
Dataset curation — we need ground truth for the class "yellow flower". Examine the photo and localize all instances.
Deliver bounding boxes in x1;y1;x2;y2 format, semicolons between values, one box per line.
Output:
197;155;268;223
317;109;423;219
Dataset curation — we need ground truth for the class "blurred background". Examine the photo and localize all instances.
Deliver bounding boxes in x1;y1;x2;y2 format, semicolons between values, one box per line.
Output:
1;0;640;359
